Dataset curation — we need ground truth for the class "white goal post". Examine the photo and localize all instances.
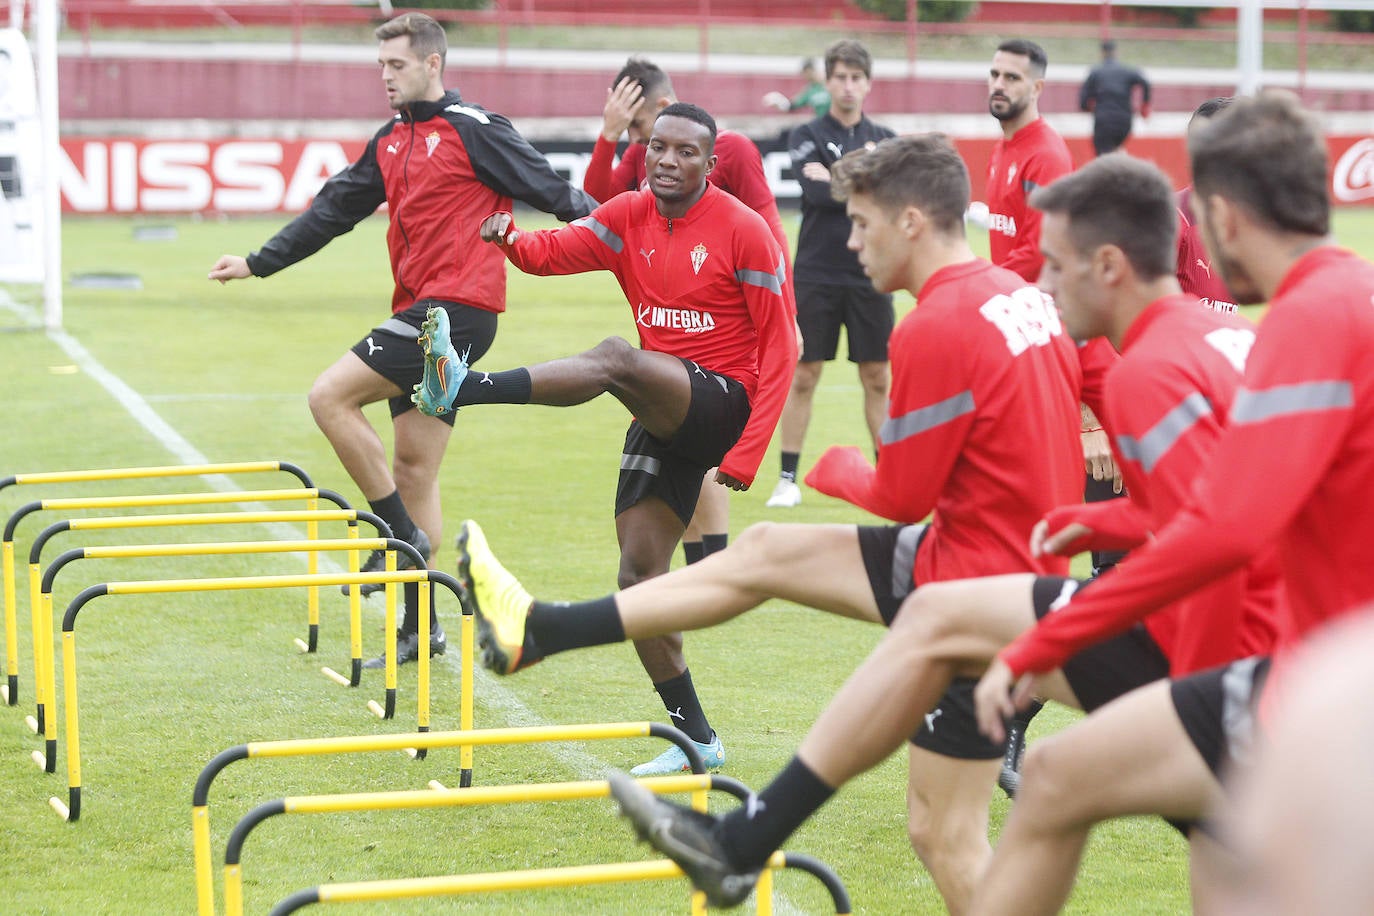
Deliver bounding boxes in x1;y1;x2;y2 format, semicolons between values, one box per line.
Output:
1;0;59;329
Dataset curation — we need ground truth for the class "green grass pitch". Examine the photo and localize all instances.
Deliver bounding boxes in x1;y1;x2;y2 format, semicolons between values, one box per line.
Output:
0;208;1370;913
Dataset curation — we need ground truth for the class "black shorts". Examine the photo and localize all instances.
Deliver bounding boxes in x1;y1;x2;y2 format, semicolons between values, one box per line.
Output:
1032;576;1171;712
857;524;1006;760
1171;655;1270;781
350;299;499;425
614;358;751;527
795;281;895;364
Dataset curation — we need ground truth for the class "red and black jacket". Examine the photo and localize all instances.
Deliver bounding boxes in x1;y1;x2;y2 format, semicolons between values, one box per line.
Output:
247;89;596;317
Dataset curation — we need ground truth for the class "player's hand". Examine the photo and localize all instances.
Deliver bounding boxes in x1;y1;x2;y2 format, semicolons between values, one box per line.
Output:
1030;517;1094;558
714;470;749;492
602;77;644;142
762;90;790;112
207;255;251;283
479;212;521;245
973;658;1035;743
801;161;831;182
1081;428;1122;493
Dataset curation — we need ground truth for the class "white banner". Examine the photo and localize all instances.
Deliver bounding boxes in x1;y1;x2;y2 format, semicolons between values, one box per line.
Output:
0;27;43;282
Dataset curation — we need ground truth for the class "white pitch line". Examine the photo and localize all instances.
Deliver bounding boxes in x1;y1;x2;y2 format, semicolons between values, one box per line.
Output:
2;292;803;911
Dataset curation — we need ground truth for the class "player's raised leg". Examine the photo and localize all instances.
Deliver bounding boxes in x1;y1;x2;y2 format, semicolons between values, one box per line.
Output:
456;518;883;675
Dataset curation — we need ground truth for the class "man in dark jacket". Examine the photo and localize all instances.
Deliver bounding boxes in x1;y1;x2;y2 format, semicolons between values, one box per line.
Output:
208;12;595;666
1079;40;1151;156
765;39;895;509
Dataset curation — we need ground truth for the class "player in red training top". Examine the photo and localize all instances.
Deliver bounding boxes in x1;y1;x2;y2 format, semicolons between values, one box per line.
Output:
973;93;1374;914
410;102;796;778
1176;97;1239;312
985;39;1074;283
585;59;797;751
450;134;1083;912
207;13;597;669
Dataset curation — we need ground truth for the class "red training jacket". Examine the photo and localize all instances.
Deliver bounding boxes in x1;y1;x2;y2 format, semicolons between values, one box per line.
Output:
501;185;797;486
806;258;1082;585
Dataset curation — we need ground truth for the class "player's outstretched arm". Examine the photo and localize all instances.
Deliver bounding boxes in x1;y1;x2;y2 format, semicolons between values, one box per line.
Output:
207;255;252;284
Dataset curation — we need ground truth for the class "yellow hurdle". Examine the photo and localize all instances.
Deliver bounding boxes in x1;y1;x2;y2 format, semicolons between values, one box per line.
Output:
265;849;851;915
226;775;721;916
0;459;315;707
192;723;711;916
32;537;424;775
53;568;471;823
22;507;383;757
5;491;357;719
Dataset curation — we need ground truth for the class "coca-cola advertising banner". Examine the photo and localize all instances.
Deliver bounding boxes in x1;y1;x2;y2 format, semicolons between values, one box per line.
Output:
56;135;1374;215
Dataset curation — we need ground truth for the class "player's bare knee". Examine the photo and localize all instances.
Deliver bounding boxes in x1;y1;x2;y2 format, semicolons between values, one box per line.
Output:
857;362;890;395
389;455;431;499
908;813;982;880
1015;738;1083;827
790;362;823;396
895;583;967;647
618;557;668;591
587;336;637;386
732;521;792;566
306;376;347;428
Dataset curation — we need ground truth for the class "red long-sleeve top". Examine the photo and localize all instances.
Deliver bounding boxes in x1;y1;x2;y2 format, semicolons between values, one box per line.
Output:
1012;296;1282;676
501;185;797;487
986;118;1073;281
806;258;1082;583
1002;248;1374;682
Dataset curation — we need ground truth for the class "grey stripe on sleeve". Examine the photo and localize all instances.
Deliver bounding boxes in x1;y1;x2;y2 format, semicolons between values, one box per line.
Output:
880;390;975;447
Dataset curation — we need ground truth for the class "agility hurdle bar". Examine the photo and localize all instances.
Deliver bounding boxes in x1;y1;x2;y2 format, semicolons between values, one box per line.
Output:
226;773;741;916
0;460;313;705
266;852;850;915
193;723;705;916
30;538;424;776
22;508;389;750
54;567;470;821
4;487;351;713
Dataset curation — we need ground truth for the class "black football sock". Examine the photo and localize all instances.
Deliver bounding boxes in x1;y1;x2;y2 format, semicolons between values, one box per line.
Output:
682;541;705;565
454;367;532;407
654;669;712;745
779;451;800;483
701;533;728;556
526;595;624;658
367;490;419;544
718;755;835;871
399;581;440;636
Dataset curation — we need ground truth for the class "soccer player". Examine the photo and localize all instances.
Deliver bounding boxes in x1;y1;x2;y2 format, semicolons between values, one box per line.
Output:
206;13;595;668
455;133;1084;911
1176;97;1239;313
985;39;1073;284
971;91;1374;915
580;57;801;770
1078;40;1151;157
983;37;1078;792
765;39;896;510
412;102;796;777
